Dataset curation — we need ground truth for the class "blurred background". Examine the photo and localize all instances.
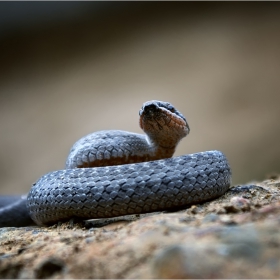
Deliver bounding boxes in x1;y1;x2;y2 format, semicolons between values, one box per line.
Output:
0;2;280;194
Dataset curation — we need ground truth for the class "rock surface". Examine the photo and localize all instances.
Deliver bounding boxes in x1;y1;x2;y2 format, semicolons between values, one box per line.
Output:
0;176;280;278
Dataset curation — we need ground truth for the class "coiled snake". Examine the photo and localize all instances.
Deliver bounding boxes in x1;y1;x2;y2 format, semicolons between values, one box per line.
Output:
0;100;231;227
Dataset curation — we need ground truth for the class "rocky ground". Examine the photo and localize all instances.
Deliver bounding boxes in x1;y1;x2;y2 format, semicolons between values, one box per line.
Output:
0;176;280;279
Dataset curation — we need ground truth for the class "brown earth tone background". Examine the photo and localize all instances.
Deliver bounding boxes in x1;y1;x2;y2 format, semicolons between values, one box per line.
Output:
0;2;280;195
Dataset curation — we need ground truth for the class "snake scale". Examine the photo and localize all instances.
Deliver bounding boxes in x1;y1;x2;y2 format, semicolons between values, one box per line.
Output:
0;100;231;227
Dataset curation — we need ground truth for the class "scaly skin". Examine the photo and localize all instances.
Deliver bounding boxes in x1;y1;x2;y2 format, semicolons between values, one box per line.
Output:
0;100;231;227
65;100;189;168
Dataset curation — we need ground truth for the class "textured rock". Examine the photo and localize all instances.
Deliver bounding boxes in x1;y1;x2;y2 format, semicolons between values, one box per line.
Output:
0;177;280;278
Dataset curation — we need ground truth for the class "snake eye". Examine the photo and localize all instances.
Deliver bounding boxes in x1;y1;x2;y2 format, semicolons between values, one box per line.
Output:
168;105;175;113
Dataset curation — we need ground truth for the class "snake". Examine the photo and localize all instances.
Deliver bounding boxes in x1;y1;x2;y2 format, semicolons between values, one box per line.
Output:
0;100;231;227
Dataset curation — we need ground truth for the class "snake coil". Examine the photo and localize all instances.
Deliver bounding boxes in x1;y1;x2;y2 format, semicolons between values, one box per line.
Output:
0;100;231;227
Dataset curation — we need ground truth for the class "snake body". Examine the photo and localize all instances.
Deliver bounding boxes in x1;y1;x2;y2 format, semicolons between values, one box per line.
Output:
0;100;231;227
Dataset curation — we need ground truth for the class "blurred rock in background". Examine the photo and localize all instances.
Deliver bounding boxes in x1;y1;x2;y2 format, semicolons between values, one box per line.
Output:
0;2;280;194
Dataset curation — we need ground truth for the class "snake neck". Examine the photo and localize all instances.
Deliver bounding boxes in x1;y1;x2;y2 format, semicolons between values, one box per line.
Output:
145;135;177;160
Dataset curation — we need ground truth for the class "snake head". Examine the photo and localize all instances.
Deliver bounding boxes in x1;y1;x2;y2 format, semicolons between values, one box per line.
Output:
139;100;190;150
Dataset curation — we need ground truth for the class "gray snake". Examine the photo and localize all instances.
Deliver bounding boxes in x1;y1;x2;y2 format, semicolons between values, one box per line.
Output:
0;100;231;227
